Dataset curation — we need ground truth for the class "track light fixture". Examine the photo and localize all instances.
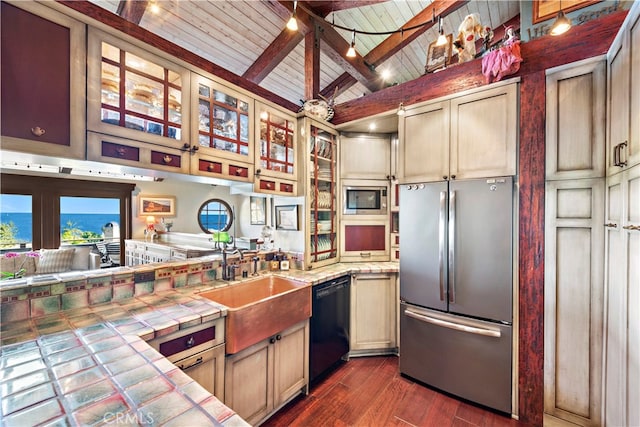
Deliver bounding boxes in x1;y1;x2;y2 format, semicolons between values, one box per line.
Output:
550;1;571;36
436;16;447;46
346;29;357;57
286;1;298;31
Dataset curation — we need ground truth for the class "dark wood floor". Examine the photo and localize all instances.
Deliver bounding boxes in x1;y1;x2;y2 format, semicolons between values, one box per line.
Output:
263;356;524;427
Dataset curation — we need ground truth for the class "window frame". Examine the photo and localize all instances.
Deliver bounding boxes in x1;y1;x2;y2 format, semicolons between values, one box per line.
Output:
0;174;134;253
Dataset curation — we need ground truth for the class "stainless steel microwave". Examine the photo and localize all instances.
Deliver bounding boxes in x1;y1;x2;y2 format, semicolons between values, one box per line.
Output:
343;185;388;215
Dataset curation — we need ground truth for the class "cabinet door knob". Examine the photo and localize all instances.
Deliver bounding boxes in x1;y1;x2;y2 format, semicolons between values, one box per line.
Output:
269;337;276;344
276;334;282;341
30;127;46;137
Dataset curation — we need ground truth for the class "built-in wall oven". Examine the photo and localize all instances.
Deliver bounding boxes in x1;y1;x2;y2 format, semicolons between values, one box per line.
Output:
309;275;350;384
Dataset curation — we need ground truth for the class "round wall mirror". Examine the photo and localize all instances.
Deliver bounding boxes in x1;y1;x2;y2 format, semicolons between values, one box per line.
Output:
198;199;233;233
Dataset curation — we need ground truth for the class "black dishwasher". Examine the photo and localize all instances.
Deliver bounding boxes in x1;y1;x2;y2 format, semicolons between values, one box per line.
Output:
310;275;350;384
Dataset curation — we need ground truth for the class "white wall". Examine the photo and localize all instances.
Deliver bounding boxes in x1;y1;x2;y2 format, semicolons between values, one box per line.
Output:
131;181;305;252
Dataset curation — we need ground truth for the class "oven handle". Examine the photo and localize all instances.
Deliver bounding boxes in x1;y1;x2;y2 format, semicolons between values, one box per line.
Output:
178;356;203;371
404;308;501;338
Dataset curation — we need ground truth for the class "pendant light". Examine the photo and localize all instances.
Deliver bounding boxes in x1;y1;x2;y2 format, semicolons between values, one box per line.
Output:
550;1;572;36
286;1;298;31
346;29;357;57
435;16;447;46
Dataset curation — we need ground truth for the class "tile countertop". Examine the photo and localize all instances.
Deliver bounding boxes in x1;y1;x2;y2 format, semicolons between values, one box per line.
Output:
0;262;398;426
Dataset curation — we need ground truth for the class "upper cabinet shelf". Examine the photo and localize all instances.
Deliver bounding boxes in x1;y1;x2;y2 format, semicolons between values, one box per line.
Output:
87;28;191;149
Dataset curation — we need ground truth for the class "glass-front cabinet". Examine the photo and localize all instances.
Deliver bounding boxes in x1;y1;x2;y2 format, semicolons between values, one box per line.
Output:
301;118;339;268
255;102;298;195
193;74;253;162
189;74;255;182
87;28;190;148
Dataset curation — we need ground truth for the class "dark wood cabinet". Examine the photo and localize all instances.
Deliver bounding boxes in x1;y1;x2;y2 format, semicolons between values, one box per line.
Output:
0;1;85;159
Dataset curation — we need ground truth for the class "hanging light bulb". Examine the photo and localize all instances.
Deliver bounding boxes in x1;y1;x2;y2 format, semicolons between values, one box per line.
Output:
346;29;357;58
397;102;406;116
286;1;298;31
436;16;447;46
550;1;571;36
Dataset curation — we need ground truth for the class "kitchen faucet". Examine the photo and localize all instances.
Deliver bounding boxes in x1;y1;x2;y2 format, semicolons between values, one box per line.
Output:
221;247;244;280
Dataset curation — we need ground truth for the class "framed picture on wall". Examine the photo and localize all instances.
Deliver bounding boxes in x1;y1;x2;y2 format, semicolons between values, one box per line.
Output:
275;205;299;231
532;0;600;24
139;195;176;216
250;196;266;225
425;34;453;73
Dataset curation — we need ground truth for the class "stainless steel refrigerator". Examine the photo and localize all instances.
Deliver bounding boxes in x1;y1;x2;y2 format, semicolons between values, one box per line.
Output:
399;177;513;414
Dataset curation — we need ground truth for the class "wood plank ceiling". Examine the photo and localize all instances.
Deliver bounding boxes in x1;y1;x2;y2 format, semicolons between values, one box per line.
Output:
89;0;520;110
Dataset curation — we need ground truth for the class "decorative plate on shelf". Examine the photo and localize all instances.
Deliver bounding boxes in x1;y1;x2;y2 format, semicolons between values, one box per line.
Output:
302;99;334;122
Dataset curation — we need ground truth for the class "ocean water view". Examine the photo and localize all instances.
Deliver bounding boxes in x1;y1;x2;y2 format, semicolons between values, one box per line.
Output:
0;212;120;242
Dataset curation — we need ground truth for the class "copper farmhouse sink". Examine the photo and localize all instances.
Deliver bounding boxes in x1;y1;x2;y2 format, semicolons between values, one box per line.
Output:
199;276;311;354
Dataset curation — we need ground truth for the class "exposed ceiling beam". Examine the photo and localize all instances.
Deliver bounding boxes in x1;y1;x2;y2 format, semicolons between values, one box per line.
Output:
311;0;391;16
243;31;305;83
116;0;148;25
320;0;468;98
305;22;321;100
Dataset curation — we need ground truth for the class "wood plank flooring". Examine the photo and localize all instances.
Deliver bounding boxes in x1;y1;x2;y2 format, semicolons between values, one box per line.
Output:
262;356;523;427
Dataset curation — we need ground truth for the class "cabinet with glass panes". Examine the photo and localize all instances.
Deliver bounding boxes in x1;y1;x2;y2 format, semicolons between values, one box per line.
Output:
300;118;339;269
86;28;190;149
190;74;255;182
254;102;298;196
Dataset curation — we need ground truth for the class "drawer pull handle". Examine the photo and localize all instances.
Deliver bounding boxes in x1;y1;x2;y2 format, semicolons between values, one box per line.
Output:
604;223;618;228
186;336;195;348
163;155;172;164
31;126;46;137
179;356;203;371
623;225;639;231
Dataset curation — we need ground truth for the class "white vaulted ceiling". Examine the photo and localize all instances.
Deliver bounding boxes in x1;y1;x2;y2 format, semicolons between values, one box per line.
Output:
88;1;520;108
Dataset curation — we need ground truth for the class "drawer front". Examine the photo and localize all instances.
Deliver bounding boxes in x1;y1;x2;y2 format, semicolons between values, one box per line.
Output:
159;327;215;357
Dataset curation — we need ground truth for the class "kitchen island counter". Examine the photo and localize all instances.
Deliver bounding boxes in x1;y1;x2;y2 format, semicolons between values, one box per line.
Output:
0;261;398;425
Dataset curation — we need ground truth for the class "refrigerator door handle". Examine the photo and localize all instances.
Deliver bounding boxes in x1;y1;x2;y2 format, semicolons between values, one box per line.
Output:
404;308;501;338
448;190;456;303
438;190;447;301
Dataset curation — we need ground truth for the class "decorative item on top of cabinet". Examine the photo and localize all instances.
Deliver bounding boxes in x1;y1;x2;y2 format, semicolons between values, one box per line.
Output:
0;1;86;159
606;2;640;176
224;320;309;426
86;28;190;149
191;74;254;163
349;273;398;356
301;118;339;269
546;58;606;181
340;133;391;180
87;132;190;175
398;80;518;183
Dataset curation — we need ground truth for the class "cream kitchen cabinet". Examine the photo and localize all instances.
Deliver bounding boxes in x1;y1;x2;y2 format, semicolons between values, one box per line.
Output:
546;59;606;181
543;178;604;427
340;219;390;262
607;2;640;175
340;133;392;180
149;318;226;401
224;320;309;426
87;28;190;149
254;102;298;196
603;164;640;427
301;118;339;269
349;273;397;356
1;1;86;160
398;81;518;183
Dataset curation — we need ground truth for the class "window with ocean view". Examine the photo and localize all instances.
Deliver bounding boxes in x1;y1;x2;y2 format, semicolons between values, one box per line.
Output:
0;194;33;249
60;197;120;245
